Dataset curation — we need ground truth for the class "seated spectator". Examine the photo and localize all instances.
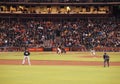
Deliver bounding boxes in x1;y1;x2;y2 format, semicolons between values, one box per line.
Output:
0;17;119;52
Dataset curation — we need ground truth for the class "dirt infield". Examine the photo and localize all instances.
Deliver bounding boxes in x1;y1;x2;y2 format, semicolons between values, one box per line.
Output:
0;59;120;66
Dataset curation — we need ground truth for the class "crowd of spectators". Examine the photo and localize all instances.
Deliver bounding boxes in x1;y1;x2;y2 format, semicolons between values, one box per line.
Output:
0;17;120;51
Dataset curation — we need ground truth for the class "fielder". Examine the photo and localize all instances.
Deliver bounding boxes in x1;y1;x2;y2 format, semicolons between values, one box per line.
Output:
57;46;62;54
22;49;31;65
90;49;96;56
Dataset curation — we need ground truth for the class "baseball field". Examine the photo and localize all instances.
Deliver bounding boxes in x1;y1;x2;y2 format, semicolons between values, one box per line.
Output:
0;52;120;84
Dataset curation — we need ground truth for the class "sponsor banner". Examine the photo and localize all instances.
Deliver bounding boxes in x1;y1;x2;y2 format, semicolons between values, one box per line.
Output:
28;48;44;52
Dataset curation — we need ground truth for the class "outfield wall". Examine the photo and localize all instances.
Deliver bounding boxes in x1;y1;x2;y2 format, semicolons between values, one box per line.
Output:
0;47;119;52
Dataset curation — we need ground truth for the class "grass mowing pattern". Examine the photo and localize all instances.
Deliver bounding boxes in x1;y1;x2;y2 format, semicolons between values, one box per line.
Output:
0;52;120;62
0;65;120;84
0;52;120;84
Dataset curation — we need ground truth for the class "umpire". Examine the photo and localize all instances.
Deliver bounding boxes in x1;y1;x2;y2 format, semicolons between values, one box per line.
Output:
103;53;110;67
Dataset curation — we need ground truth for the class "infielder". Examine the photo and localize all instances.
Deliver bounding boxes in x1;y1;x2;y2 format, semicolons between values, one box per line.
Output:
22;49;31;65
57;46;61;54
90;49;96;56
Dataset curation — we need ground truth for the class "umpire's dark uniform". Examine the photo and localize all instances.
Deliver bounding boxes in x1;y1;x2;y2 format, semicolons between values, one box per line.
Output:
103;53;110;67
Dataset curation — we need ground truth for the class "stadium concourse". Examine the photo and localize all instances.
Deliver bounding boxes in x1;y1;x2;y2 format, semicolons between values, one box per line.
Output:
0;17;120;52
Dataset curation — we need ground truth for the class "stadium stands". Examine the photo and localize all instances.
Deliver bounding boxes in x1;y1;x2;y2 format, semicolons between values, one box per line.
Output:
0;0;120;52
0;17;119;51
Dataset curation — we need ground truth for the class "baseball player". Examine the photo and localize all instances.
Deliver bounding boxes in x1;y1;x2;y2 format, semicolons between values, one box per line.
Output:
22;49;31;65
61;47;66;53
90;49;96;56
57;46;62;54
103;53;110;67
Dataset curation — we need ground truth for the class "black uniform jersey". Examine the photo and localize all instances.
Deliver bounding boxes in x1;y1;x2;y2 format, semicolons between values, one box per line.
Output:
24;51;30;56
103;54;109;60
